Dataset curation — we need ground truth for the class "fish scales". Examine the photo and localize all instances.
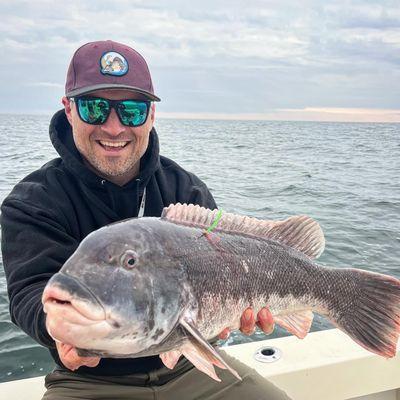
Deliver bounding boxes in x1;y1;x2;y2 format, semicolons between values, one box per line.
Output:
162;222;341;338
42;204;400;382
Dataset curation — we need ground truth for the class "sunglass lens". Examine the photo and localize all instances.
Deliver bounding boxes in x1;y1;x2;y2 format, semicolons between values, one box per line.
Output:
118;101;148;126
77;98;109;124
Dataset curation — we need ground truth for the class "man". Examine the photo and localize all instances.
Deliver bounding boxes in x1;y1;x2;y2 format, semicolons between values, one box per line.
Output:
1;40;289;399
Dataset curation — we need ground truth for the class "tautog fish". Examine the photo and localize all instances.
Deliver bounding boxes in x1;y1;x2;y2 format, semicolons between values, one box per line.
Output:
42;204;400;381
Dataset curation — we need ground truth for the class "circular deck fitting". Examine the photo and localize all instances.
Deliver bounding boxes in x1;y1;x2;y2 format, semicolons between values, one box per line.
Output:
254;346;282;363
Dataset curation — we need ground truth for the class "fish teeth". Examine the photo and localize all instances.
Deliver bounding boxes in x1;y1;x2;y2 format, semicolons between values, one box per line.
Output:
99;141;128;148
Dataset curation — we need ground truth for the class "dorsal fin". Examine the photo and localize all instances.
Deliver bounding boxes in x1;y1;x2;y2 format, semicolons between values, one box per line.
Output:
161;203;325;259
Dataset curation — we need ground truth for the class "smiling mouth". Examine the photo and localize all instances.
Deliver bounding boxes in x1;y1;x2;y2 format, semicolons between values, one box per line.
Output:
97;140;130;151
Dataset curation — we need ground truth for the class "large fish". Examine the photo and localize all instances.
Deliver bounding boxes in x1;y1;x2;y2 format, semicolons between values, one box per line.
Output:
42;204;400;381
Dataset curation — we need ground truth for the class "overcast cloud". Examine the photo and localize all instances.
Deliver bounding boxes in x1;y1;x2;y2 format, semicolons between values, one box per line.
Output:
1;0;399;121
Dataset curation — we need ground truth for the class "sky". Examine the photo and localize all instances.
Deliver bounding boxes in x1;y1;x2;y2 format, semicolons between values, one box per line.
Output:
1;0;399;122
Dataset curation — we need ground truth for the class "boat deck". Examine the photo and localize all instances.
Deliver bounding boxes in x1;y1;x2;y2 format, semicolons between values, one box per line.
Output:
1;329;399;400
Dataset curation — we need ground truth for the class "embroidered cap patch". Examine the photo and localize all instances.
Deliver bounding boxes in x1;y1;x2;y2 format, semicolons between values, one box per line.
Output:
100;51;129;76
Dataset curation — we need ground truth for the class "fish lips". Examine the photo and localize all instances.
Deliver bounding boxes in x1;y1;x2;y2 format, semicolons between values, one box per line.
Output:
42;272;106;322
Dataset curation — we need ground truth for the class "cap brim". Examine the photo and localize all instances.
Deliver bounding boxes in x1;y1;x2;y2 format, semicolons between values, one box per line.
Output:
66;84;161;101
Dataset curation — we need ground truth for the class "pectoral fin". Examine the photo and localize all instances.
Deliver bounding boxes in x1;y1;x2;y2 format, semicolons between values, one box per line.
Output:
180;317;241;381
181;341;222;382
160;350;182;369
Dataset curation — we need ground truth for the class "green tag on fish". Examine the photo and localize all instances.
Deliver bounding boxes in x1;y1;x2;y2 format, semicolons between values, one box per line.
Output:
206;209;223;233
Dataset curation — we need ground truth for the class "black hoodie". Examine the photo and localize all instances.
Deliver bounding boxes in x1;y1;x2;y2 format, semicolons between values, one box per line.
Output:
1;110;217;376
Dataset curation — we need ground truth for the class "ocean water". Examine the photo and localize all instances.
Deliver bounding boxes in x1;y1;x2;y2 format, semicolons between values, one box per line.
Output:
0;114;399;382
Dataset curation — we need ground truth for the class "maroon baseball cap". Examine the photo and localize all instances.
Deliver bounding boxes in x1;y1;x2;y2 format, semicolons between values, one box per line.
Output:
65;40;160;101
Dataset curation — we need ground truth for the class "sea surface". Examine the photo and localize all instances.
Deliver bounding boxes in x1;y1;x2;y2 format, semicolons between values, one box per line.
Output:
0;114;399;382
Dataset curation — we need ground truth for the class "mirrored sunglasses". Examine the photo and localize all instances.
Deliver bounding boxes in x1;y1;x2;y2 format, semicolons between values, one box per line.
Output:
70;96;150;127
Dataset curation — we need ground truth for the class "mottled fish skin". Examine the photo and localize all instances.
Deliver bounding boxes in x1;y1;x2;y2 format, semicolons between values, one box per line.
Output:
124;219;348;340
43;206;400;375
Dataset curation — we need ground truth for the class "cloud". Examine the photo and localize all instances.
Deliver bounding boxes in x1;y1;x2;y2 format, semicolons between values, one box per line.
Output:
1;0;399;115
27;82;64;88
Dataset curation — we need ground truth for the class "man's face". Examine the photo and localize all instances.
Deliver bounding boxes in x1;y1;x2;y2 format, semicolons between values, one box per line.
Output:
63;89;155;186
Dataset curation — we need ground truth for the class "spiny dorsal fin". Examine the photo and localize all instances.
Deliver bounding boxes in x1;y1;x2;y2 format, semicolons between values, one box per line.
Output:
161;203;325;259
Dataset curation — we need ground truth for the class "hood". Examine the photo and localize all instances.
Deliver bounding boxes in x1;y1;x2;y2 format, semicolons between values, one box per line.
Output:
49;109;160;192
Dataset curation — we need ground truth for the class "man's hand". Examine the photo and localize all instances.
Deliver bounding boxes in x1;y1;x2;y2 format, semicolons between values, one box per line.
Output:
218;307;274;340
55;341;100;371
45;305;101;370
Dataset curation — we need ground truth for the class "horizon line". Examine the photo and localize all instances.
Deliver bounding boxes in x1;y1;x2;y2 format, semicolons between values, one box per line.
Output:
156;108;400;123
1;107;399;123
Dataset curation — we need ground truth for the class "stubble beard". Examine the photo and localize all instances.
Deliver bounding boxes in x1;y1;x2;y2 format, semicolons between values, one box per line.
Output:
75;137;140;178
86;151;139;177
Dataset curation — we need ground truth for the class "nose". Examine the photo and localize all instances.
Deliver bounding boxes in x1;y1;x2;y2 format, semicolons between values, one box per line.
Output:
100;108;126;136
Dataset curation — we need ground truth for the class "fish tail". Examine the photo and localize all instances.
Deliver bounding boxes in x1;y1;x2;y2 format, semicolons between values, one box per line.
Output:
332;268;400;358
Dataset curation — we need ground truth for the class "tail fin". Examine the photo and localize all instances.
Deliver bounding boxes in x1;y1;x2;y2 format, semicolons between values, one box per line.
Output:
334;269;400;358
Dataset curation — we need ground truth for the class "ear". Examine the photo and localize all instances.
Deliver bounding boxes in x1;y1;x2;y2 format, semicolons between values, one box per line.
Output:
150;103;156;123
62;96;73;125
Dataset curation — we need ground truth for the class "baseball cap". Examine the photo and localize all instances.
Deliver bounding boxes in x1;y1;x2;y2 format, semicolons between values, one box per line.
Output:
65;40;160;101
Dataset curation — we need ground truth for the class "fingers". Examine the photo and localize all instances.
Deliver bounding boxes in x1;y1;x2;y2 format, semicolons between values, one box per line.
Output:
65;354;100;370
218;327;231;340
256;307;274;335
240;307;256;335
56;342;100;370
81;357;101;368
240;307;275;336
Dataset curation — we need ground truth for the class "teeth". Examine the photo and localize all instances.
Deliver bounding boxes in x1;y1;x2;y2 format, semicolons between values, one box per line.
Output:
99;141;128;148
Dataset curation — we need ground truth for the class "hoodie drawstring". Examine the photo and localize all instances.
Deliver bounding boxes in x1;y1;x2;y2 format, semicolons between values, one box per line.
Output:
136;179;140;216
136;179;147;218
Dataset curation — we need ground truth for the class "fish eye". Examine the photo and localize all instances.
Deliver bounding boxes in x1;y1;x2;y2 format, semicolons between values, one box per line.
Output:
121;250;138;270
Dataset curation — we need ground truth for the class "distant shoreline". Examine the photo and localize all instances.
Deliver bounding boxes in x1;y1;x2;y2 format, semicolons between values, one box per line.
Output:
1;112;399;124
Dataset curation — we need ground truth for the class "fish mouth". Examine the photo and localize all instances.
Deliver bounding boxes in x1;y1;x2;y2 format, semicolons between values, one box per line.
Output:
42;273;108;323
42;273;121;347
43;286;106;324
